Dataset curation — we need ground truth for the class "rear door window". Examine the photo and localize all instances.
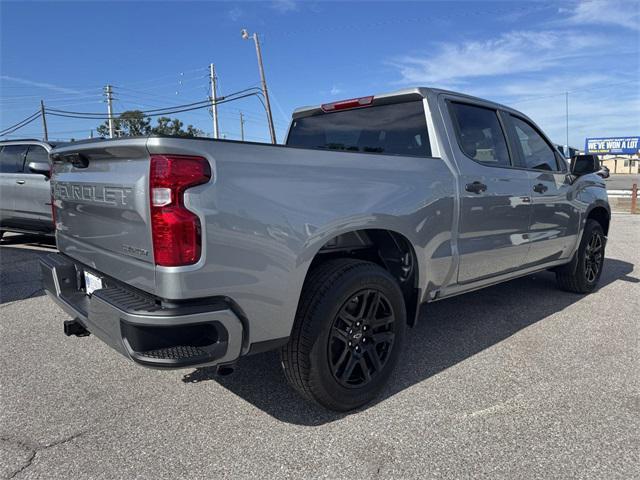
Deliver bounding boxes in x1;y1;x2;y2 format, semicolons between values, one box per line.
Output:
510;116;559;171
449;102;511;167
24;145;49;173
286;100;431;157
0;145;28;173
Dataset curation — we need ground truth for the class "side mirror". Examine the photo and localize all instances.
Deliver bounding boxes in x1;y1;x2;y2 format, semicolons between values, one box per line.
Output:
27;161;50;176
570;154;600;177
597;166;610;179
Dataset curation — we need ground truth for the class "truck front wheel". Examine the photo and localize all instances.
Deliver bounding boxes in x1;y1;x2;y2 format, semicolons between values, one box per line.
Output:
556;219;606;293
281;259;406;412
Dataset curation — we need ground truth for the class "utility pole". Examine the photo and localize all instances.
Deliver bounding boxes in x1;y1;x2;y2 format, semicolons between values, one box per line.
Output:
565;91;569;152
40;99;48;142
105;85;115;139
241;29;277;144
209;64;220;139
239;112;245;141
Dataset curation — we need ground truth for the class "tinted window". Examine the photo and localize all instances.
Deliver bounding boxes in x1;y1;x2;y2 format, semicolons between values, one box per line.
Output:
287;101;431;157
0;145;28;173
24;145;49;172
449;102;510;166
510;116;558;171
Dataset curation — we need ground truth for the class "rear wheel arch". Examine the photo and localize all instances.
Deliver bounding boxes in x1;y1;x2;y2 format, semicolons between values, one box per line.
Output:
300;228;421;327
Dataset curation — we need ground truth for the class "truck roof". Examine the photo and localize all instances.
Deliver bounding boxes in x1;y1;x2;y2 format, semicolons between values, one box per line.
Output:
291;87;514;120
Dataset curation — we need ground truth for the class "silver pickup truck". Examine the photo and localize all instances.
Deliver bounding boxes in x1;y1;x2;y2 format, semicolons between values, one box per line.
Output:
41;87;609;411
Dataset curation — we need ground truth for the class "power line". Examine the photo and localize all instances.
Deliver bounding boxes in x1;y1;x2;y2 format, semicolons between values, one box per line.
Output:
0;90;104;104
44;91;264;120
116;67;208;88
43;86;263;118
46;98;213;117
0;112;42;136
0;110;41;133
115;89;203;106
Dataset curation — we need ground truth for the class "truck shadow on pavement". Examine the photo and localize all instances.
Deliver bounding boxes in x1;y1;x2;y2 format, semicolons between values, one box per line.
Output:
0;235;56;304
183;258;636;426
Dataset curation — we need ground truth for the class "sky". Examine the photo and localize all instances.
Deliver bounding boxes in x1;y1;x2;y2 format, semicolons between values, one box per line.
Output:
1;0;639;148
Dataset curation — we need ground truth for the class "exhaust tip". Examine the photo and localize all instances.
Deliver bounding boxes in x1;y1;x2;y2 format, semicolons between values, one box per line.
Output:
64;319;90;337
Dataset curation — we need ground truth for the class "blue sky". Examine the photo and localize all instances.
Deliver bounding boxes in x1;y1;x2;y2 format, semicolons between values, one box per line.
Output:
1;0;638;147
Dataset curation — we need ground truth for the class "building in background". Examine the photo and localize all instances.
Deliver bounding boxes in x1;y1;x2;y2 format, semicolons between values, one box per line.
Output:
585;136;640;174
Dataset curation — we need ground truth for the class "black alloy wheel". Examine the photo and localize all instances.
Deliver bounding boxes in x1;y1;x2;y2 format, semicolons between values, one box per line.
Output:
556;219;606;293
328;289;396;388
281;259;406;411
584;231;604;284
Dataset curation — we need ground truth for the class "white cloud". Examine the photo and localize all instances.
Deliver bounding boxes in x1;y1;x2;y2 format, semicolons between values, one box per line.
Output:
563;0;640;30
514;89;640;147
391;30;606;85
271;0;297;14
0;75;84;95
470;72;619;102
330;85;343;96
388;23;638;147
228;7;243;22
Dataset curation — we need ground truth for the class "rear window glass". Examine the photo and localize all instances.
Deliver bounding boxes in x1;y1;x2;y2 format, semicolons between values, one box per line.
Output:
449;102;511;166
286;100;431;157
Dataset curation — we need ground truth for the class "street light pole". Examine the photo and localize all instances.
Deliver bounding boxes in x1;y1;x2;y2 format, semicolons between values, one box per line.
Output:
242;29;277;144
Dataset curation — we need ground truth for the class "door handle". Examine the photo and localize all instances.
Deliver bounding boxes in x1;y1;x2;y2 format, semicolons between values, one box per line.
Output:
16;180;25;185
465;181;487;194
533;183;548;193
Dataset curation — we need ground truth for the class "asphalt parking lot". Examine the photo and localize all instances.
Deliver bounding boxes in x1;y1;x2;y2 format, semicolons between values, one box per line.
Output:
605;173;639;190
1;215;638;479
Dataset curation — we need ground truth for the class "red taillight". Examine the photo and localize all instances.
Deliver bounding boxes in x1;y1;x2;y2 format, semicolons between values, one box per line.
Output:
321;96;374;112
149;154;211;266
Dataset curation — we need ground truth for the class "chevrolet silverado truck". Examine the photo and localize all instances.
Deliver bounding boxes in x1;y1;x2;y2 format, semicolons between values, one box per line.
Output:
41;88;610;411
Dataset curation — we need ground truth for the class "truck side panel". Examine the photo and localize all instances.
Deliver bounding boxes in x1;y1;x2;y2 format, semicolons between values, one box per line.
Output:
146;137;456;344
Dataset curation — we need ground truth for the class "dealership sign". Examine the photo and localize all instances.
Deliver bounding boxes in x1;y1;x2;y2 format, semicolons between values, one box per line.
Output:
585;136;640;155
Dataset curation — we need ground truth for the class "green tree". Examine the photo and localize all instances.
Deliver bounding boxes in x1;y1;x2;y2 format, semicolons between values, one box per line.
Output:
96;110;151;137
184;125;204;137
150;117;203;137
97;112;203;138
152;116;173;135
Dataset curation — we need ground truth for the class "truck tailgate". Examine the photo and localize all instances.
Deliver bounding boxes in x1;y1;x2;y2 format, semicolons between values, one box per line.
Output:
51;138;156;294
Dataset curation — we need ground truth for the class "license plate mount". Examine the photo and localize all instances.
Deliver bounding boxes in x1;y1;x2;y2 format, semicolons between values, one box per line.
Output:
83;270;103;296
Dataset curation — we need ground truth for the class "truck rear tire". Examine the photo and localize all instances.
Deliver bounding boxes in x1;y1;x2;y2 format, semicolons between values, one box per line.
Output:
556;219;605;293
281;259;406;412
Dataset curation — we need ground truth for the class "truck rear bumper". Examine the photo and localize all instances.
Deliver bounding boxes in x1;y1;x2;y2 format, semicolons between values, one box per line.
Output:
40;253;244;369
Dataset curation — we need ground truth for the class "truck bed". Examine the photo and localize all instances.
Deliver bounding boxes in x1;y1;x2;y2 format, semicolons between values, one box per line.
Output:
50;135;456;343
